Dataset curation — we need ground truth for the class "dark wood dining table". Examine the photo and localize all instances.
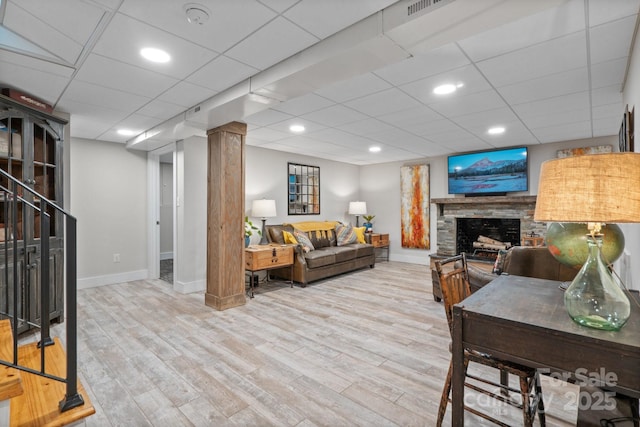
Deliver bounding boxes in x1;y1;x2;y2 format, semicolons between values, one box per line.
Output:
451;274;640;426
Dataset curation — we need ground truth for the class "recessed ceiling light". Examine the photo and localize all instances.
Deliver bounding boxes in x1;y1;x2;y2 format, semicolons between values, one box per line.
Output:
140;47;170;63
117;129;136;136
433;82;464;95
369;146;381;153
289;124;305;133
488;126;506;135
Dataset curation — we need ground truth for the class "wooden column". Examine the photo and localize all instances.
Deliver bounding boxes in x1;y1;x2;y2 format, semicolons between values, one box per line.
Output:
205;122;247;310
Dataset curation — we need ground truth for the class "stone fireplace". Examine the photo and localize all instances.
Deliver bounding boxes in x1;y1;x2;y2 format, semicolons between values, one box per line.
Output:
431;196;546;257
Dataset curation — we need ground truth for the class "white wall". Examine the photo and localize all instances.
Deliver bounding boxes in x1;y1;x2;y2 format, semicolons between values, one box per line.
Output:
361;135;618;265
71;138;148;288
245;145;360;244
621;27;640;290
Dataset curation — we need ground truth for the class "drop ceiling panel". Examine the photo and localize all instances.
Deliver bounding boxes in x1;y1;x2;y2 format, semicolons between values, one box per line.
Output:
258;0;299;14
429;90;507;118
476;32;587;88
450;107;521;134
186;55;259;92
400;64;494;106
377;106;442;128
225;17;319;70
75;54;179;98
266;117;326;135
156;81;217;108
100;113;164;139
336;118;396;137
314;73;392;103
136;99;186;121
373;43;470;86
246;127;291;142
91;14;218;79
283;0;396;39
498;67;589;106
591;85;623;107
457;0;585;62
588;0;640;27
245;109;294;127
415;119;465;137
344;88;423;117
531;121;592;142
301;104;368;127
589;16;636;65
118;0;277;53
5;0;103;64
590;57;628;88
273;93;334;116
0;58;71;104
61;80;150;113
513;91;590;119
0;48;75;78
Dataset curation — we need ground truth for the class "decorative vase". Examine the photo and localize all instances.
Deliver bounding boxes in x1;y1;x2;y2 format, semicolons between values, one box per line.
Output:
563;234;630;331
245;236;250;248
363;222;373;233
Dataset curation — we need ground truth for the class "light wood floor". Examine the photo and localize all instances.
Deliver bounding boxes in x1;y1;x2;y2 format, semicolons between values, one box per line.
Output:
63;261;579;426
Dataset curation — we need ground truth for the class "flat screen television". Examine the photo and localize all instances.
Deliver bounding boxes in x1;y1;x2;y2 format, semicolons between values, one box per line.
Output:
447;146;528;196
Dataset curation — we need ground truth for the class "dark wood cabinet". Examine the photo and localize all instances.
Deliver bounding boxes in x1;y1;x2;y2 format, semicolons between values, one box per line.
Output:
0;94;65;333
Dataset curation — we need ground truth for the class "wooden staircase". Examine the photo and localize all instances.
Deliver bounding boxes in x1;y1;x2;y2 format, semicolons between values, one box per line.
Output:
0;320;95;426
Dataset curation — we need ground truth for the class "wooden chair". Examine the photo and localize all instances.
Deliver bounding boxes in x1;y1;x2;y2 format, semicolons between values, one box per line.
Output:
435;254;546;427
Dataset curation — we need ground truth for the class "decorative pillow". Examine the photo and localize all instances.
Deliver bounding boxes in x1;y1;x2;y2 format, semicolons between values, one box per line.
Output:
336;223;357;246
293;230;315;253
282;230;298;245
353;227;366;244
492;249;509;274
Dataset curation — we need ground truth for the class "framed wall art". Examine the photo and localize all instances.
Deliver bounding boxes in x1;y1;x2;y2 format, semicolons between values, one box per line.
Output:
400;164;430;249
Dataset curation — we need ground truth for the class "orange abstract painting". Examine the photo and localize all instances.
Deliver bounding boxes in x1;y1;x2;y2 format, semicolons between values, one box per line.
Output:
400;164;430;249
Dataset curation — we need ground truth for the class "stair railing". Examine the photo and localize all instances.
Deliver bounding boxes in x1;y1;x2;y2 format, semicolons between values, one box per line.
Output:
0;168;83;412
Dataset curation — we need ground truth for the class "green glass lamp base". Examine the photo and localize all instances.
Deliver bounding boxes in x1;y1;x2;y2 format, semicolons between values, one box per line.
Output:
563;234;630;331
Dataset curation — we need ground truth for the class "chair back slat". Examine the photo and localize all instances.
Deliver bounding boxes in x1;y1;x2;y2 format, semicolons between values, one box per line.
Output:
435;254;472;334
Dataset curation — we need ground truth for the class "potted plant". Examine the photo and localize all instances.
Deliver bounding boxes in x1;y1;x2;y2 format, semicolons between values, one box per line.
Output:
245;216;261;247
362;214;375;233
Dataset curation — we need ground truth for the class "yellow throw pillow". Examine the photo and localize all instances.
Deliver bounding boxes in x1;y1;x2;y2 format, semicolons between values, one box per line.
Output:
282;230;298;245
354;227;366;244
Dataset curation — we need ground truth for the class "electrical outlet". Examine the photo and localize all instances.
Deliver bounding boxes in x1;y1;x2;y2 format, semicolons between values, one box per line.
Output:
113;253;120;263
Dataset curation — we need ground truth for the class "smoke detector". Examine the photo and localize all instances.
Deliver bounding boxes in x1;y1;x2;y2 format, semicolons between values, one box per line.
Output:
184;3;210;25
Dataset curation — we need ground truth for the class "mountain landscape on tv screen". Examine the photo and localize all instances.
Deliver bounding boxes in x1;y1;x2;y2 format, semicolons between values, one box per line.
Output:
448;156;527;194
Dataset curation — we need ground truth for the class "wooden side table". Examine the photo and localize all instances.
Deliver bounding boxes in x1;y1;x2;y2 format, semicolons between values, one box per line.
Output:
244;244;294;298
368;233;390;262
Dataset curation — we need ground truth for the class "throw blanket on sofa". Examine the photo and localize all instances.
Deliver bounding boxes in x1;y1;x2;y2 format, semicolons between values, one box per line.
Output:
284;221;339;240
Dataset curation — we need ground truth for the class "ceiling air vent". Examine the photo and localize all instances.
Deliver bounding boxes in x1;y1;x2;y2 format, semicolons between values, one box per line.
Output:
407;0;445;16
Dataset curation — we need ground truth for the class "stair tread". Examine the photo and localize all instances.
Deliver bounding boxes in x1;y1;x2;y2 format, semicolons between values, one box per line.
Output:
0;320;23;401
10;337;95;427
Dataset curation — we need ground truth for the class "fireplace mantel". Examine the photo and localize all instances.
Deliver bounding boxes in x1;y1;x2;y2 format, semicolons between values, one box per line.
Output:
431;196;538;205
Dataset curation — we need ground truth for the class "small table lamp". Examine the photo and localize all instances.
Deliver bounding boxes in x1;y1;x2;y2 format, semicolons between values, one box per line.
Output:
252;199;276;245
534;152;640;331
348;201;367;227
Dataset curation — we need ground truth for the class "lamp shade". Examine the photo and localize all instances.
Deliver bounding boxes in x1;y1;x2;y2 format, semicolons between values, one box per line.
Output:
252;199;276;218
534;153;640;223
348;201;367;215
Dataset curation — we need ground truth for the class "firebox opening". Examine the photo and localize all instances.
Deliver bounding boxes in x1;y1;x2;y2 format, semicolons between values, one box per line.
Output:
456;218;520;260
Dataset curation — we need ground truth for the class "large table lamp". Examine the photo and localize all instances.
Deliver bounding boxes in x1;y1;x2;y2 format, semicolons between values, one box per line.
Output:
348;201;367;226
534;152;640;331
252;199;276;245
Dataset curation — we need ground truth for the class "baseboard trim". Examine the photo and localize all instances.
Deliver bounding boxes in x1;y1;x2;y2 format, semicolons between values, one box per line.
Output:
174;279;205;294
78;270;149;289
160;252;173;261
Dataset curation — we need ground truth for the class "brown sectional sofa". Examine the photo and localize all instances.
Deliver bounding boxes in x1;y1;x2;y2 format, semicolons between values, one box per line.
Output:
266;222;375;286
